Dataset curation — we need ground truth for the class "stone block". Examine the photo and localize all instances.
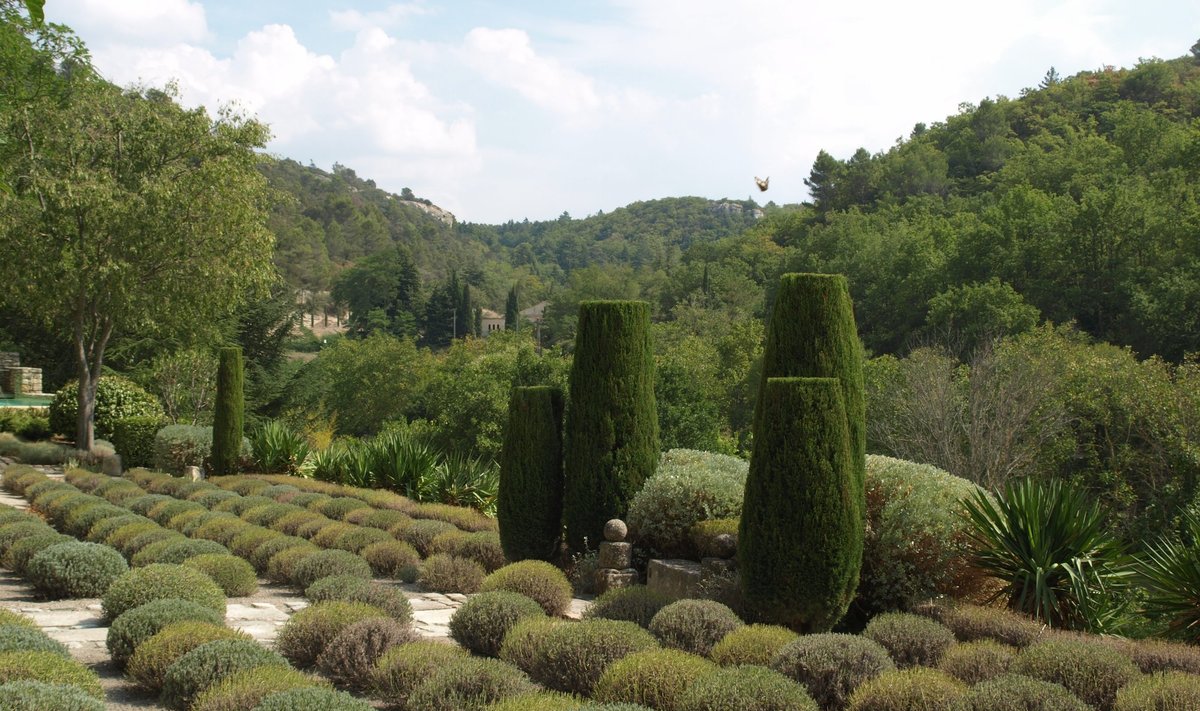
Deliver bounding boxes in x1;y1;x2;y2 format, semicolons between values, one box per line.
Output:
647;558;703;601
597;541;632;569
702;558;737;576
594;568;638;595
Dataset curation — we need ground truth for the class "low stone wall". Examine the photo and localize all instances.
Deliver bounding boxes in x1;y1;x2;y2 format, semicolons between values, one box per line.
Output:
3;367;42;396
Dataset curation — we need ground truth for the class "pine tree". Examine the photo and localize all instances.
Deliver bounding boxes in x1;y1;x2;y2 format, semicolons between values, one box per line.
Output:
497;386;564;561
505;284;520;330
210;346;245;476
739;377;859;631
562;301;659;551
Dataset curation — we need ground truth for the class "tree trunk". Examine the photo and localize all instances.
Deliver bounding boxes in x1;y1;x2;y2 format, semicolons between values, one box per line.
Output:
75;366;97;451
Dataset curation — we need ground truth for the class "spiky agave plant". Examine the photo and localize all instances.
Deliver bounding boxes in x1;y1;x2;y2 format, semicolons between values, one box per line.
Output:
251;420;310;476
963;477;1132;632
431;452;499;513
369;431;440;500
1135;508;1200;641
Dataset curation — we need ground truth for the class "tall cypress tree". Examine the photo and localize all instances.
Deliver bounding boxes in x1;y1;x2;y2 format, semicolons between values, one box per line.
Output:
505;284;520;330
562;301;659;551
740;377;859;631
457;280;472;339
210;346;244;476
498;385;564;561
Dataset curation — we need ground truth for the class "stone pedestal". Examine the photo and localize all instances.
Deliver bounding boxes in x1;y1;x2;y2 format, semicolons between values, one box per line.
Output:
598;541;632;569
594;568;638;594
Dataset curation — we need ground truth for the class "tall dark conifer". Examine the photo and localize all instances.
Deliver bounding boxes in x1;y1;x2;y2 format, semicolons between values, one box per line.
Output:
497;386;564;561
505;284;520;330
210;346;244;476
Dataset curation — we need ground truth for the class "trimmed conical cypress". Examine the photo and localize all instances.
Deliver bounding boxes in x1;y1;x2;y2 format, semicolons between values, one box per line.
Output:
210;346;244;476
498;386;565;561
740;377;860;632
753;273;866;515
563;300;659;551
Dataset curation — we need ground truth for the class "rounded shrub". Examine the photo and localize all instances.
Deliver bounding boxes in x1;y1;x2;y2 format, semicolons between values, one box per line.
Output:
402;519;459;556
331;525;391;553
648;599;743;657
275;601;389;668
182;554;258;596
450;591;546;657
484;691;581;711
0;680;105;711
126;493;174;516
190;666;328;711
0;522;55;557
161;638;288;709
432;530;507;572
939;604;1043;648
252;687;373;711
293;492;332;510
420;554;486;594
106;598;225;666
310;522;355;549
406;656;536;711
0;651;103;699
627;449;748;559
316;617;415;691
527;618;660;696
771;633;895;711
191;489;239;509
272;510;326;536
372;640;469;709
594;648;717;711
102;563;226;622
266;545;319;585
291;548;372;591
1125;638;1200;675
585;585;673;629
677;664;817;711
480;560;573;616
182;512;240;537
123;529;184;558
497;617;565;675
0;609;38;629
304;575;413;622
62;502;127;538
360;539;420;577
0;624;69;657
148;499;207;526
1012;638;1140;711
250;536;309;573
1113;671;1200;711
937;640;1015;684
318;497;371;521
86;513;150;543
709;624;799;667
126;621;248;691
166;509;209;533
497;385;565;562
956;674;1091;711
49;375;163;441
846;667;966;711
862;612;955;668
258;484;301;500
228;528;282;560
241;504;300;527
359;508;411;531
3;532;73;575
132;538;230;567
562;300;659;552
193;516;253;545
27;541;128;599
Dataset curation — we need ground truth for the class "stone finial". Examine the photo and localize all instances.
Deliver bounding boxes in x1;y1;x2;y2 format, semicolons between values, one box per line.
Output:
603;519;628;543
185;465;204;482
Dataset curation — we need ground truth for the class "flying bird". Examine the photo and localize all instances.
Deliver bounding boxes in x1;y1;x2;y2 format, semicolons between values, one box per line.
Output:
754;176;769;192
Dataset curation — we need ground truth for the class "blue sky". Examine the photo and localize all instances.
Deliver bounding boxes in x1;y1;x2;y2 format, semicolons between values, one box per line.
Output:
44;1;1200;223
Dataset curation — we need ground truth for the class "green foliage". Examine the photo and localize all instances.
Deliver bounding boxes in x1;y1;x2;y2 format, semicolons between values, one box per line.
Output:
251;420;310;476
253;687;373;711
627;449;748;559
771;634;895;711
406;656;536;711
101;564;226;622
496;616;564;674
160;638;288;710
525;618;660;696
315;617;415;691
924;277;1040;352
563;300;659;551
845;668;966;711
275;601;388;668
677;665;817;711
955;673;1091;711
937;640;1015;685
855;456;986;622
497;385;563;562
27;541;128;599
648;599;743;657
106;598;226;667
371;640;469;709
862;613;955;669
132;537;228;567
593;648;717;711
419;554;486;594
2;531;72;575
485;691;580;711
48;376;163;441
480;560;573;616
181;554;258;597
304;575;413;622
290;549;372;591
111;415;165;468
741;377;860;632
126;621;247;692
585;586;674;629
709;624;798;667
0;624;68;657
1011;639;1140;711
360;539;420;578
0;680;105;711
0;651;103;699
964;477;1132;632
933;604;1044;648
155;425;250;475
450;591;546;657
211;347;245;477
1114;671;1200;711
190;665;327;711
1134;508;1200;641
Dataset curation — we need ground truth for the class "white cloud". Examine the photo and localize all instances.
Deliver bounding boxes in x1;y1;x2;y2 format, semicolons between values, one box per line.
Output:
463;27;601;115
329;3;430;32
48;0;208;45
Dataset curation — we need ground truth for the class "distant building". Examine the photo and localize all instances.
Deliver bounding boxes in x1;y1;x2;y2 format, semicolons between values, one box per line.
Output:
520;301;549;323
481;308;505;335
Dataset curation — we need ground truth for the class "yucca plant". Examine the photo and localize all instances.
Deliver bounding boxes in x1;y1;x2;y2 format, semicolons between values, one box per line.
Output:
370;431;440;500
309;444;347;483
430;452;500;513
1135;508;1200;641
251;420;311;476
963;477;1132;632
340;440;375;488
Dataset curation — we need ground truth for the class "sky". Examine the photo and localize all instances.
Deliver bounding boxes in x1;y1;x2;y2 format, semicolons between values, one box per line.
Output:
43;0;1200;224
